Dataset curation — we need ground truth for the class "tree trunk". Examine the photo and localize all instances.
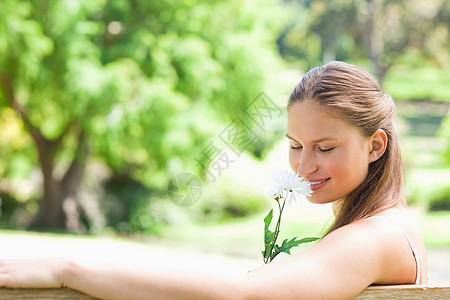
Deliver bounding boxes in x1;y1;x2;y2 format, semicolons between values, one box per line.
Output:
0;73;88;231
30;136;65;229
31;131;89;231
60;131;89;232
365;0;385;83
364;0;397;84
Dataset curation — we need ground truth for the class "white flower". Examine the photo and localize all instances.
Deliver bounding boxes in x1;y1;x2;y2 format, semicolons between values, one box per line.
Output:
267;186;283;199
270;170;312;205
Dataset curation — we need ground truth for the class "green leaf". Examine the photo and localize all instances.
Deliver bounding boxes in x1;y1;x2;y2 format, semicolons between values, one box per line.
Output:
264;209;273;230
295;237;320;244
280;236;320;255
280;237;297;255
272;243;283;258
262;209;275;260
263;209;274;248
264;228;274;246
268;236;320;262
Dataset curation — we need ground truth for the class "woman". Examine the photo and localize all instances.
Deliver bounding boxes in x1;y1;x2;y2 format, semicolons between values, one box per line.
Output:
0;61;427;299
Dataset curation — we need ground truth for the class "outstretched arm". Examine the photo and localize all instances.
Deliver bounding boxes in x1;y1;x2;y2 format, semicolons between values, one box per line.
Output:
66;259;252;300
1;218;408;299
0;257;249;300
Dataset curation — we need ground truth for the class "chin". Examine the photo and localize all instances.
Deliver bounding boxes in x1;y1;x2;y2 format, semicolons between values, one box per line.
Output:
305;196;331;205
306;196;323;204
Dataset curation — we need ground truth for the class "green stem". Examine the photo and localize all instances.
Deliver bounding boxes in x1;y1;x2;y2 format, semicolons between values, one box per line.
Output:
265;192;288;263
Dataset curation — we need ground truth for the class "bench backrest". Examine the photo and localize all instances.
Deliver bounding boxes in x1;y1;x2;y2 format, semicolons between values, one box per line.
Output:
0;285;449;299
354;285;450;299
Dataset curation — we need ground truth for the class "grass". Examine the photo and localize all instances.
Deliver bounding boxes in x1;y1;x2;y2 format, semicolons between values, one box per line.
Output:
147;203;450;256
418;210;450;248
396;99;450;248
1;92;449;255
3;205;446;257
155;98;450;252
384;66;450;102
147;98;450;254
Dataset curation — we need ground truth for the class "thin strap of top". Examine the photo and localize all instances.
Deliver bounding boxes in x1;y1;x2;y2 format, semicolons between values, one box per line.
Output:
367;216;421;284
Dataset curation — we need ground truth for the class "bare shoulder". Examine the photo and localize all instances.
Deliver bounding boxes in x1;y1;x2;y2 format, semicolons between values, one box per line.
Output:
246;208;421;299
246;207;426;299
361;208;427;284
310;213;401;282
316;206;425;284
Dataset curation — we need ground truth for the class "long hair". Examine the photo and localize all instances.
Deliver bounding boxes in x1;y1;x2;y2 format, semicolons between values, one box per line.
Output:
288;61;405;236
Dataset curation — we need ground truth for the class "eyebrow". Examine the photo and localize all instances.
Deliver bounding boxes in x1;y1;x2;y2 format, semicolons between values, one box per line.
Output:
285;134;337;143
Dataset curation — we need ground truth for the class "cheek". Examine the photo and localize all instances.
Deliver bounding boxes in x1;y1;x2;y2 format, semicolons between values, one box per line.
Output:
324;151;363;180
329;152;368;186
288;149;298;173
321;158;341;177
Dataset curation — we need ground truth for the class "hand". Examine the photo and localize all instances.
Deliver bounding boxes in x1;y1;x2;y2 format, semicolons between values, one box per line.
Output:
0;258;68;289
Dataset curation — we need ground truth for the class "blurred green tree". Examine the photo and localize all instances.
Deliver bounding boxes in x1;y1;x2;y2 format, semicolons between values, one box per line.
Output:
0;0;285;230
438;112;450;165
278;0;449;82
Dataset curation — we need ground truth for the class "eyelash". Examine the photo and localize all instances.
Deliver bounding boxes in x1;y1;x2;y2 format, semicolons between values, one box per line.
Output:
290;145;335;152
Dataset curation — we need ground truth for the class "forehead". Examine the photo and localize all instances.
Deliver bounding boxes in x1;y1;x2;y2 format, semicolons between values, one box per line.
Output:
287;101;360;142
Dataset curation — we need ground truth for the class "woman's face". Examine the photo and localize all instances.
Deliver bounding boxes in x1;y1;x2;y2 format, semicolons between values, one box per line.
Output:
287;100;372;206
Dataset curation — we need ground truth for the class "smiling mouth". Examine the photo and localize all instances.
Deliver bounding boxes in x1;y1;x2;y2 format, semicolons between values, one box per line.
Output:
309;179;329;185
307;178;330;191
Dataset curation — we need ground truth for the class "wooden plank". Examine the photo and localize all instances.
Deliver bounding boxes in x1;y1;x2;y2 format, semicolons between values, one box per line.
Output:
1;285;450;299
354;285;450;299
0;288;98;299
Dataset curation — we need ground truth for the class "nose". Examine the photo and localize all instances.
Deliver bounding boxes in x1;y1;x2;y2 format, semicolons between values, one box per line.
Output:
295;149;318;177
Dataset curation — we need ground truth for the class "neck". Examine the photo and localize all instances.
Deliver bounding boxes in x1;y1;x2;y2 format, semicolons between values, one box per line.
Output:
332;198;345;218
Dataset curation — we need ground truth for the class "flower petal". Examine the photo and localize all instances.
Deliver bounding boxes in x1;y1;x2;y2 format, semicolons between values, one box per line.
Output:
268;186;283;199
285;191;294;205
271;170;313;202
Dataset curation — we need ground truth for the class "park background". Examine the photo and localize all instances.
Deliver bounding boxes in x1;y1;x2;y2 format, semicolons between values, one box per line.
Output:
0;0;449;284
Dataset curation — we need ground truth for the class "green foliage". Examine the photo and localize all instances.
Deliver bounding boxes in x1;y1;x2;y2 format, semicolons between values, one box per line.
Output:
0;0;287;230
98;175;271;234
406;187;420;207
0;0;286;176
195;178;269;222
279;0;449;83
405;174;450;211
0;108;35;180
263;209;275;256
428;185;450;211
274;236;319;255
0;190;37;229
384;66;450;102
262;208;319;263
101;176;172;234
438;115;450;166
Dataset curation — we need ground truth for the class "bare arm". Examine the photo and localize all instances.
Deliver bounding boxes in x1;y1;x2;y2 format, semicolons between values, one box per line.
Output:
246;217;416;299
246;222;385;299
64;259;249;300
0;219;411;299
0;257;249;300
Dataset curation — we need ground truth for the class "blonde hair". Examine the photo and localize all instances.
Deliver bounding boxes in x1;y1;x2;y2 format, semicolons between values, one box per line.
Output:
288;61;405;236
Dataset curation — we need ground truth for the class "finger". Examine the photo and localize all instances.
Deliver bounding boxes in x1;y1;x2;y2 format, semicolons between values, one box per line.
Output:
0;274;12;288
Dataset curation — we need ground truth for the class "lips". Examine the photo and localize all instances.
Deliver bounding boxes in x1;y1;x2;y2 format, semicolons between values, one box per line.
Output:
309;179;328;185
307;178;330;191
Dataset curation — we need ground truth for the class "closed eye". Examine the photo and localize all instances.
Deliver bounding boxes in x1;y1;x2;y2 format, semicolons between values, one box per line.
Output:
290;145;302;150
319;147;334;152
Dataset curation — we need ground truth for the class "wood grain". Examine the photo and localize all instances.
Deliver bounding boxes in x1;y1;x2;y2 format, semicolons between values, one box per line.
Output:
0;288;98;299
354;285;450;299
0;285;449;299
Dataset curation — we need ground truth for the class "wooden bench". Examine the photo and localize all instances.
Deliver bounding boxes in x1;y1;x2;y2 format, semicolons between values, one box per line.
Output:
0;285;449;299
354;285;450;299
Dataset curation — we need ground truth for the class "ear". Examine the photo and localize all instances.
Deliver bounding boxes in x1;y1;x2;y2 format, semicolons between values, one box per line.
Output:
368;129;388;163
